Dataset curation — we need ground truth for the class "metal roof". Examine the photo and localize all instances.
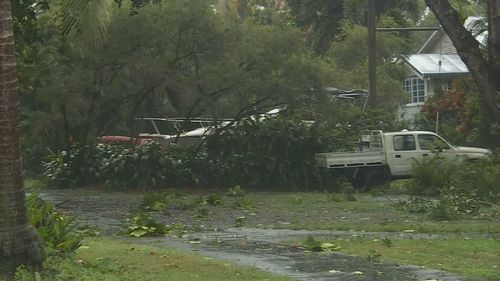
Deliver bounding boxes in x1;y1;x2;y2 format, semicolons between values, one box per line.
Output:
403;53;469;78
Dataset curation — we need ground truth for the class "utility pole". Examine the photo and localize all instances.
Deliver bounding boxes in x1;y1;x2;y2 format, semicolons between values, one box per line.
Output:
367;0;377;107
367;0;440;108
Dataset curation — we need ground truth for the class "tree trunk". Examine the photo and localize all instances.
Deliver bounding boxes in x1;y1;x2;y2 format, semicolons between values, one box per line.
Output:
425;0;498;119
488;0;500;92
0;0;43;277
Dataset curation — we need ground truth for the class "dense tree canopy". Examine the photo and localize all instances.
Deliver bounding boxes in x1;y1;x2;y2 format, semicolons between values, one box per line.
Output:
286;0;424;54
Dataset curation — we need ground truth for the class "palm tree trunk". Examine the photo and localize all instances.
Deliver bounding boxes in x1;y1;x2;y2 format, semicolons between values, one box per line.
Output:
0;0;43;277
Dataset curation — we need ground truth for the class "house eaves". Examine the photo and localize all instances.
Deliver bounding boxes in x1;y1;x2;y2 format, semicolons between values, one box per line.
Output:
403;53;469;78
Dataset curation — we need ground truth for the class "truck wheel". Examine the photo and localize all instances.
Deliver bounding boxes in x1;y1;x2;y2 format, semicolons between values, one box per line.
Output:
364;168;389;188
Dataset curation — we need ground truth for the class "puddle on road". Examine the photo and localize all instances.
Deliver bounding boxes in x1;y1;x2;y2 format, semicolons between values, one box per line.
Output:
38;189;476;281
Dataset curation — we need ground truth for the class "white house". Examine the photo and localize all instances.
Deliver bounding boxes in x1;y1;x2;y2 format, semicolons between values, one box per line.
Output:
398;17;485;123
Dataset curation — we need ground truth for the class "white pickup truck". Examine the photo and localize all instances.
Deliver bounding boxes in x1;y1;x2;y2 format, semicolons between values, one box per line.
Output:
315;130;491;188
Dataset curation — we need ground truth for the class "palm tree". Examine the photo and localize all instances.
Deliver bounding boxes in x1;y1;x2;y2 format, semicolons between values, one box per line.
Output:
1;0;113;276
57;0;113;49
0;0;43;276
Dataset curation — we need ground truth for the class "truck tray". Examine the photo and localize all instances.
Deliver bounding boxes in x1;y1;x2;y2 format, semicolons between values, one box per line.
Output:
315;151;385;169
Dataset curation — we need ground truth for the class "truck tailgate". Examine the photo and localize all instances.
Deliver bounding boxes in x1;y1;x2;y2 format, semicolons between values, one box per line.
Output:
315;151;385;169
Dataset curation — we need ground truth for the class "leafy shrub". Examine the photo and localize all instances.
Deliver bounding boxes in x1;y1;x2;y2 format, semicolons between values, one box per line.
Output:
226;185;246;197
407;154;458;196
398;197;434;214
234;196;255;210
400;187;481;221
140;192;169;212
27;193;82;255
450;159;500;203
427;200;462;221
127;212;168;237
205;117;347;190
440;186;480;215
42;146;101;188
139;191;187;212
42;143;182;189
41;118;356;190
98;142;179;189
408;153;500;204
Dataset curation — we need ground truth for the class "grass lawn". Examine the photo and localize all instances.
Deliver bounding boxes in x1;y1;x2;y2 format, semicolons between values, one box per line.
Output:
16;237;292;281
244;191;500;233
25;179;500;280
299;237;500;280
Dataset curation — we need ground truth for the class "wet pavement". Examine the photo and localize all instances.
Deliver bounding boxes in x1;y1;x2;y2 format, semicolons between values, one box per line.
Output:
38;189;482;281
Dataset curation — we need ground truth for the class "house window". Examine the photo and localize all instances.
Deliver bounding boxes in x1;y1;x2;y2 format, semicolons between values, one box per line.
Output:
404;77;425;103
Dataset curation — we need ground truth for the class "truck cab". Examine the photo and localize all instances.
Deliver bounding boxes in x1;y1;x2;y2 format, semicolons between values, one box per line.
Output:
315;130;491;187
384;131;490;178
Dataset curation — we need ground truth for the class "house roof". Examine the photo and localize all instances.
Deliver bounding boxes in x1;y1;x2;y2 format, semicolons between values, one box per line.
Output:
416;17;486;55
417;30;457;54
403;53;469;78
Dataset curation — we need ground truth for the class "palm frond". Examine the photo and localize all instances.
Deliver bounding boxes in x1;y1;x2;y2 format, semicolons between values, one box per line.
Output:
56;0;113;49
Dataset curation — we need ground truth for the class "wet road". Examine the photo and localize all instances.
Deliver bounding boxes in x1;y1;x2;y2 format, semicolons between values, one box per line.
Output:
38;189;478;281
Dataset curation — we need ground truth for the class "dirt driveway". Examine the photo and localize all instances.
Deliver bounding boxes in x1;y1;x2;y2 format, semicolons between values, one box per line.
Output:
38;188;482;281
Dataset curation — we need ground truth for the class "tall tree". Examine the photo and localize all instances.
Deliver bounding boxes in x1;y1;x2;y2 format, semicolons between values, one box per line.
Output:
0;0;43;277
425;0;499;121
287;0;423;54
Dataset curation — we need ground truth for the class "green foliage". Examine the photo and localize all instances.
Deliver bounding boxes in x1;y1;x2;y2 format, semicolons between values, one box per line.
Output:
398;197;434;214
286;0;422;53
381;238;392;247
440;186;480;215
20;1;334;173
26;193;82;255
206;117;346;190
234;196;255;210
325;23;408;112
366;249;382;262
427;200;462;221
127;212;168;237
301;236;323;252
139;191;187;212
400;190;481;221
300;236;341;252
407;155;458;196
196;194;224;206
140;192;168;212
42;116;355;190
194;208;211;219
401;154;499;220
16;238;294;281
288;194;303;205
322;191;357;203
416;79;500;149
42;143;180;189
408;154;500;203
226;185;246;197
42;146;101;188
